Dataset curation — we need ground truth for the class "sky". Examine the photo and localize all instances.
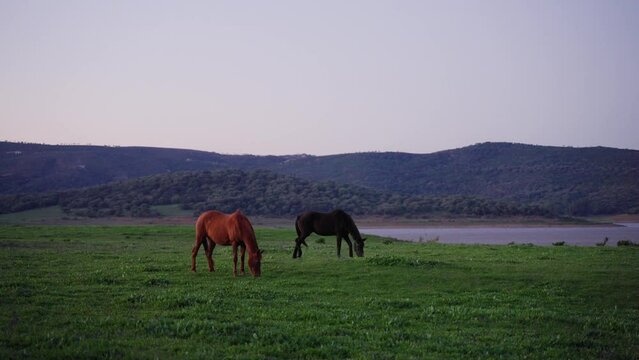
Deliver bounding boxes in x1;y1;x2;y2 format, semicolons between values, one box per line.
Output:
1;1;638;155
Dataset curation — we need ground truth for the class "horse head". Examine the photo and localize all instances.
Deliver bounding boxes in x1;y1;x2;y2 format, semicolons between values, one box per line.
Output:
354;236;367;257
249;249;264;277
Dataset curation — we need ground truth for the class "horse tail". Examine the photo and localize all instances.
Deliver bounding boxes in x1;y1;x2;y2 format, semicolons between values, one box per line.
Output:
195;214;208;251
294;216;307;247
295;215;302;240
292;215;302;258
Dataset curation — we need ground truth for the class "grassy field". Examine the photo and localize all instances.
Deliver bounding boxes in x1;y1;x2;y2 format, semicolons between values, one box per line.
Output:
1;225;638;359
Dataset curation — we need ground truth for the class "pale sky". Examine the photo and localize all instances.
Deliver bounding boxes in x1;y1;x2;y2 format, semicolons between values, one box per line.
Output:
1;0;638;155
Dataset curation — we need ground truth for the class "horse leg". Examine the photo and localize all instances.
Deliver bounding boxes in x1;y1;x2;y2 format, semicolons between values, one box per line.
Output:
191;234;205;272
343;234;354;257
292;239;303;258
232;243;239;277
205;240;216;272
336;235;342;258
240;243;246;275
293;232;309;259
292;239;299;258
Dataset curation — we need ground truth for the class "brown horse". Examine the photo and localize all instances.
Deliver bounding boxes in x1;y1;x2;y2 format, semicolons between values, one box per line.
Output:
192;210;263;277
292;209;366;258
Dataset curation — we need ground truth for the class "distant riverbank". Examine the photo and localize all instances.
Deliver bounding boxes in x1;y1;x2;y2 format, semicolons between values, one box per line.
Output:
361;223;639;246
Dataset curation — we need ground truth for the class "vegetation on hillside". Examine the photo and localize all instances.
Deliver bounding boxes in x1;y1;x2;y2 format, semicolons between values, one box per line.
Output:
0;141;281;194
2;141;638;215
0;169;549;218
272;143;639;215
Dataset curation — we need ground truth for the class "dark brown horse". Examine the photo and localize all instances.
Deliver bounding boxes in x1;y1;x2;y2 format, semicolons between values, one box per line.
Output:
192;210;263;277
292;209;366;258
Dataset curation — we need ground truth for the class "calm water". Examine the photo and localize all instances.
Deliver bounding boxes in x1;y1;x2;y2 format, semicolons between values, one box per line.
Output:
361;223;639;246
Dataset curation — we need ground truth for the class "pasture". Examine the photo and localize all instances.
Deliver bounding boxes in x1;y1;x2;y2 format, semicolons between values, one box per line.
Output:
1;225;638;359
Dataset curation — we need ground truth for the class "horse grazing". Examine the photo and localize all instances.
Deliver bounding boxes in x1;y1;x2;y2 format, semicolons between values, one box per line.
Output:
192;210;263;277
292;209;366;258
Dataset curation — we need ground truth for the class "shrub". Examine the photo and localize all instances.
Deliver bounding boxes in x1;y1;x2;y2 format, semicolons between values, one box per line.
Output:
617;240;637;247
365;255;447;268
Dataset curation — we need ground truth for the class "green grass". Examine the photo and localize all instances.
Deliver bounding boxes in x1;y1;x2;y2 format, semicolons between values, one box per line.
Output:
1;225;638;359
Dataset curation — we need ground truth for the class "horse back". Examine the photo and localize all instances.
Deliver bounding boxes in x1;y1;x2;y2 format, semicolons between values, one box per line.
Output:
196;210;234;245
297;211;340;236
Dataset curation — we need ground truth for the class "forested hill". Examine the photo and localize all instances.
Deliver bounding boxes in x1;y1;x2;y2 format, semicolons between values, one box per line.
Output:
272;143;639;215
2;141;638;215
0;142;286;194
0;169;548;218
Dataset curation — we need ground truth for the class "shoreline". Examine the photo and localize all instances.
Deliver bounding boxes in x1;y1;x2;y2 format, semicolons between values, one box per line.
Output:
355;216;619;228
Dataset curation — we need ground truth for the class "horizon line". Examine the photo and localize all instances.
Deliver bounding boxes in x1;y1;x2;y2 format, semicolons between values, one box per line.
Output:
1;139;637;157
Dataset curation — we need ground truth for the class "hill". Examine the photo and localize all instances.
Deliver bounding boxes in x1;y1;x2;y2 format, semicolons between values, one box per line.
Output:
0;169;547;218
0;141;284;194
2;141;638;215
271;143;639;215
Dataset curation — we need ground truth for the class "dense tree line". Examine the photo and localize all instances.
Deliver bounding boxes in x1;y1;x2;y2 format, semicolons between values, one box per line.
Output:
2;141;638;215
271;143;639;215
0;169;550;218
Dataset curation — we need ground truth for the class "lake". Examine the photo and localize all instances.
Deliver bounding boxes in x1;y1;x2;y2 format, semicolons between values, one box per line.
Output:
361;223;639;246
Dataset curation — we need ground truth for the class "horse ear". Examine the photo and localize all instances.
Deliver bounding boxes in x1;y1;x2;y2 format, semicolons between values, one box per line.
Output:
362;238;367;242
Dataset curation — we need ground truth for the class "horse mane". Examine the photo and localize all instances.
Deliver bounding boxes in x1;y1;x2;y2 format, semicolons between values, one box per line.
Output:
229;210;259;252
331;209;361;239
345;213;362;239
